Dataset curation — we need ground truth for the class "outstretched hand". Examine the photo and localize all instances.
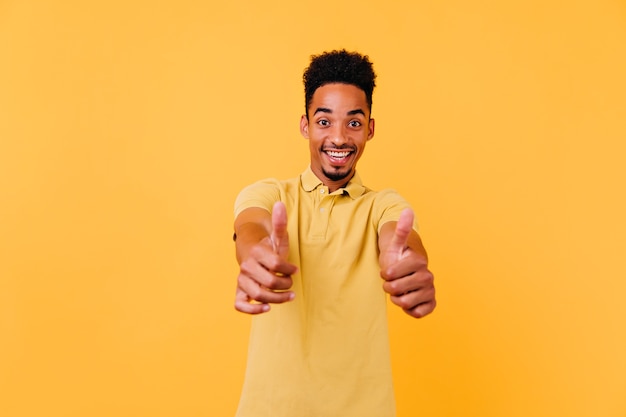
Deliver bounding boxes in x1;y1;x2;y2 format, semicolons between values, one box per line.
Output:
234;202;298;314
379;208;436;318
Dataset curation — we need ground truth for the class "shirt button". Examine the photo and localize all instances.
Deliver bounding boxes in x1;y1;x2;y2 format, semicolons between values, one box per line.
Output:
320;208;325;213
320;189;325;194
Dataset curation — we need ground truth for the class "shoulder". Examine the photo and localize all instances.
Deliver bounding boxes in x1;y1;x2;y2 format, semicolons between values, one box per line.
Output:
368;188;416;232
234;177;297;217
362;187;409;208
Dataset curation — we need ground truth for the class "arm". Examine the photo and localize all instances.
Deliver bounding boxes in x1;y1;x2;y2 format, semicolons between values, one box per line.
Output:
378;208;436;318
234;202;297;314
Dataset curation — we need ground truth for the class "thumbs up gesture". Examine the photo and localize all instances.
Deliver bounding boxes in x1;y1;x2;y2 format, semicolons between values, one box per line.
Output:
234;202;298;314
379;208;436;318
269;201;290;260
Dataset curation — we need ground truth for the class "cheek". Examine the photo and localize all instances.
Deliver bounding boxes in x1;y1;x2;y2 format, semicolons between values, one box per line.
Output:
308;135;324;148
308;139;321;155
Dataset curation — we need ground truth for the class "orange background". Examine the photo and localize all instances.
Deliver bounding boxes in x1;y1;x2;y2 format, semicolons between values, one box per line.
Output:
1;1;625;416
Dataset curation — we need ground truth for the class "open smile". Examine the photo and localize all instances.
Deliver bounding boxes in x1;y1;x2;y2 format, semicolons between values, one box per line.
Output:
323;149;355;164
326;150;351;158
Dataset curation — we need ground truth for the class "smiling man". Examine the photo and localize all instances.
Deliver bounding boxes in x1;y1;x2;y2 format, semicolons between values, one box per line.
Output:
301;82;373;190
233;50;436;417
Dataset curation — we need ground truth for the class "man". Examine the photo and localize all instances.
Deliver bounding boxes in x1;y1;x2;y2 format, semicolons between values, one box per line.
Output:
233;50;436;417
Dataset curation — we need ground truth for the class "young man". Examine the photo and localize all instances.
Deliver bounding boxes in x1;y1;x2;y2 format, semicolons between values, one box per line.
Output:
233;50;436;417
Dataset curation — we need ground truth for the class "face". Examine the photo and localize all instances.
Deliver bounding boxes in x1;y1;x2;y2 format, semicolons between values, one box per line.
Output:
300;83;375;192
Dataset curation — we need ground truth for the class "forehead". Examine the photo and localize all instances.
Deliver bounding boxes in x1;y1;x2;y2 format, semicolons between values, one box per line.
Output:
309;83;369;115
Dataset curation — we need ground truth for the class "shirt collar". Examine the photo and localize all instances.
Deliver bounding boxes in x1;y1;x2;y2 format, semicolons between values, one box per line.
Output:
300;166;366;199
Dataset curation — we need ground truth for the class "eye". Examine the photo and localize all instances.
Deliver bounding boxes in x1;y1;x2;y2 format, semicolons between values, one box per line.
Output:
317;119;330;127
348;120;362;128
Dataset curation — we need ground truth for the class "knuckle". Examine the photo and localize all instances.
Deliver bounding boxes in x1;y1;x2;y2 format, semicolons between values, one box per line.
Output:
237;273;248;287
265;275;279;289
388;282;401;295
234;301;247;313
249;286;263;300
239;259;254;275
380;265;393;280
412;301;436;318
412;309;425;318
395;296;412;310
266;257;281;272
400;301;413;311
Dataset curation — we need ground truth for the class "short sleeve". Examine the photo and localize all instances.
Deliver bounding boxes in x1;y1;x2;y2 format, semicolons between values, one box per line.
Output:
234;179;283;218
374;189;419;233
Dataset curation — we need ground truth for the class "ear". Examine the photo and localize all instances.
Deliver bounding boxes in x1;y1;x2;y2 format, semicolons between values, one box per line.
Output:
367;118;375;141
300;114;309;139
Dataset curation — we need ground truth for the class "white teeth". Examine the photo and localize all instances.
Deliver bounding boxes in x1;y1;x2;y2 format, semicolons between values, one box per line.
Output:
327;151;350;158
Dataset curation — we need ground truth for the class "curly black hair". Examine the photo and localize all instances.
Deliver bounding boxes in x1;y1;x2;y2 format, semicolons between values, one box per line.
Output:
303;49;377;117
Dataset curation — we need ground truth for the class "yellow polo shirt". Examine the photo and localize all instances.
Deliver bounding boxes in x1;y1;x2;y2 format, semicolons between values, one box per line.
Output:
234;167;414;417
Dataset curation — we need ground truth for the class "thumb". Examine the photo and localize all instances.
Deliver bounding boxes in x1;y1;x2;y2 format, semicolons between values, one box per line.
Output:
387;208;414;259
270;201;289;258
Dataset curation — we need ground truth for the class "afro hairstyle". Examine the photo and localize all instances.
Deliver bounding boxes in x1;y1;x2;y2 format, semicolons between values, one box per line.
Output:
302;49;377;117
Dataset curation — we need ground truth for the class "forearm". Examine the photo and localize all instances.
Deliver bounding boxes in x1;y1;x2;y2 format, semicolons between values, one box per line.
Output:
234;207;272;264
235;222;271;263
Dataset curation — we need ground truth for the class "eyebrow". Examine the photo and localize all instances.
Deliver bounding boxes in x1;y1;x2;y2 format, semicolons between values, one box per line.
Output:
313;107;366;116
313;107;332;115
347;109;365;116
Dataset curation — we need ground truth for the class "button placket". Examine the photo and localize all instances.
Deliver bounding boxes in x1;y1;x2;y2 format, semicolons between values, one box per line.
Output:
311;187;333;239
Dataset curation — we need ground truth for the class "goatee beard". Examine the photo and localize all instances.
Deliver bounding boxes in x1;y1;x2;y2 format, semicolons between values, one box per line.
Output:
322;168;351;182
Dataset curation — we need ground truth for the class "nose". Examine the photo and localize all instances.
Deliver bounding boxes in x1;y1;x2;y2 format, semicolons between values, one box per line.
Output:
330;125;347;146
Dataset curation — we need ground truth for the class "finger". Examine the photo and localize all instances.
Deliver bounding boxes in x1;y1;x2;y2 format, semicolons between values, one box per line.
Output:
403;299;437;319
270;201;289;257
240;255;296;290
234;287;270;314
380;252;429;282
387;208;414;258
237;273;295;305
248;239;298;277
389;286;436;312
383;276;425;296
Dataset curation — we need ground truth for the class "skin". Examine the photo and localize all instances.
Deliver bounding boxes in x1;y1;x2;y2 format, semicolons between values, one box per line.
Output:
234;83;436;318
300;83;374;193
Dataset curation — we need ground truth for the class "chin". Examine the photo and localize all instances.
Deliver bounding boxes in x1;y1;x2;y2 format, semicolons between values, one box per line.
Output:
323;168;352;182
